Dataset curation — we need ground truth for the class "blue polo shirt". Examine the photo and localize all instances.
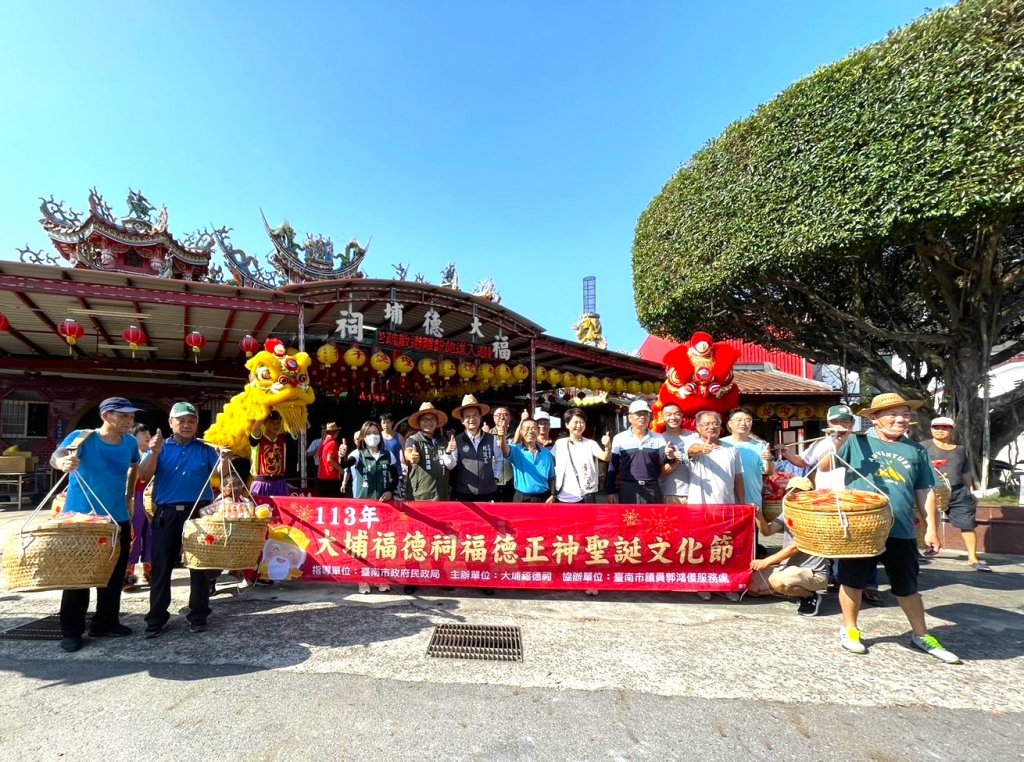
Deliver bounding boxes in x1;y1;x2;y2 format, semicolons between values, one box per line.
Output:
59;429;139;523
153;436;221;505
507;444;556;495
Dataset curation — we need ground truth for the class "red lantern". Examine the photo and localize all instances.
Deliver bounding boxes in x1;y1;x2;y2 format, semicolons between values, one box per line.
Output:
58;318;86;355
185;330;207;363
122;324;147;358
0;314;9;332
239;334;260;358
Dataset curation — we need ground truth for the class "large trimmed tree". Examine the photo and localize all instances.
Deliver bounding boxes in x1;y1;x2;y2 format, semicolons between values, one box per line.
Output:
634;0;1024;476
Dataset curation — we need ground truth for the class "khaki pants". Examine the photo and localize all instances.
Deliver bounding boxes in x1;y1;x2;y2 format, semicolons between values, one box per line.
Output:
663;495;687;504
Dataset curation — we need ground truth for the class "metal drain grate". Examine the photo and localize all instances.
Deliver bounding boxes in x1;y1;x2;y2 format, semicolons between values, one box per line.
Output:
426;624;523;661
0;614;63;641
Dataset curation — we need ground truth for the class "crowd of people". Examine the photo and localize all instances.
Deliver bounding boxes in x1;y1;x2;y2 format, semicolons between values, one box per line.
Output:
46;390;985;665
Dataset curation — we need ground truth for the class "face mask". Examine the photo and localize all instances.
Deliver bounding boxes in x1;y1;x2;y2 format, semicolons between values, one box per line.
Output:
364;434;381;448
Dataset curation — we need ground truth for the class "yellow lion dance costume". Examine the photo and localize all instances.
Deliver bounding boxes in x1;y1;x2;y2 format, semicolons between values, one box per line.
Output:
203;338;316;457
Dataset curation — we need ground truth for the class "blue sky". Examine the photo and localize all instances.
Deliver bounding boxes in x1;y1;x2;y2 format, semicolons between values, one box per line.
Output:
0;0;940;353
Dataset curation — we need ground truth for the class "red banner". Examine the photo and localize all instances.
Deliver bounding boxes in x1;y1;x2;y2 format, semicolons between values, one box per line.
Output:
265;498;755;592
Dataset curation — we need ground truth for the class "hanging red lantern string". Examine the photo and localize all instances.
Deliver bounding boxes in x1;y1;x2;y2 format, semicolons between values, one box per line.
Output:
239;334;260;358
58;318;86;355
122;324;147;358
184;330;207;363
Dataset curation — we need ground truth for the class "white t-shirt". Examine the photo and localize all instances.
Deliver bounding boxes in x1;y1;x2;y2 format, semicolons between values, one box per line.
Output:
552;437;605;502
803;438;845;491
683;434;742;504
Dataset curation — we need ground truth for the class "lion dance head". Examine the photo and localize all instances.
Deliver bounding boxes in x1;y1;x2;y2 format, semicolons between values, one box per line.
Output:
203;338;316;456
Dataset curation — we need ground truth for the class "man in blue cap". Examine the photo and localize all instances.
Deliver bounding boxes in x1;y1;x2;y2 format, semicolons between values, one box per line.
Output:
50;396;143;652
139;401;228;637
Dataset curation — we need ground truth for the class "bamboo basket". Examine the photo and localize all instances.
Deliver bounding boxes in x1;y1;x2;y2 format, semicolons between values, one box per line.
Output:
783;489;892;558
933;471;952;513
761;500;784;523
4;523;119;592
182;516;269;570
143;480;156;521
3;471;119;593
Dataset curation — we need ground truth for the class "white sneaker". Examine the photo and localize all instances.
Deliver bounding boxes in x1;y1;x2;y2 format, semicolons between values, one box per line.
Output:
377;584;391;593
357;583;371;594
584;588;599;596
697;591;711;601
840;626;867;654
911;633;961;664
724;592;741;602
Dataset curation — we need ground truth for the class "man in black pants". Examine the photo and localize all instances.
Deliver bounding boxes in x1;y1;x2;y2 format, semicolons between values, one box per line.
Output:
138;401;228;637
606;399;678;504
448;394;507;502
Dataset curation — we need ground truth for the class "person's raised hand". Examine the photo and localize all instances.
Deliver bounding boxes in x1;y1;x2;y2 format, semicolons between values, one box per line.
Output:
601;432;611;448
446;435;457;454
149;429;165;454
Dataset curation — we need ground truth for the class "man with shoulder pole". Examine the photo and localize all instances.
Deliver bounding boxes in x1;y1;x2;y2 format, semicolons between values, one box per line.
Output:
50;397;143;652
139;401;230;638
820;393;960;663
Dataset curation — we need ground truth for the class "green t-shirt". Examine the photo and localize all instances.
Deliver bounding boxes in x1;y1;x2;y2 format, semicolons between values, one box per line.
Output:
838;430;935;540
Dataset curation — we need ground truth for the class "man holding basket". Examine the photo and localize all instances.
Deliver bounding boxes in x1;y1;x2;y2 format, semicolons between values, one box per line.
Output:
50;397;143;652
139;401;229;638
820;393;959;663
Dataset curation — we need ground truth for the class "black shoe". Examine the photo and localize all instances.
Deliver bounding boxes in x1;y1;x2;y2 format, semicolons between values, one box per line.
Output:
189;622;208;634
60;635;84;652
480;588;496;596
862;588;884;607
143;626;167;639
797;593;823;617
208;581;219;596
89;623;132;637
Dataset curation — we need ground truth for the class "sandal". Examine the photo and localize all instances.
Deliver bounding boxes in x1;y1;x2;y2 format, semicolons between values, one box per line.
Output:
972;561;993;572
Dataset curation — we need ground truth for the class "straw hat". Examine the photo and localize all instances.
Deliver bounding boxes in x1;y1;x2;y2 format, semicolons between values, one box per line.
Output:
324;422;340;433
856;393;925;417
451;394;490;420
408;402;448;429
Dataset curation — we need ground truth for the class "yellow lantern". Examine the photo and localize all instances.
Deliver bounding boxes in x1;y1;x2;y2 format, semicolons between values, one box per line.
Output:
496;363;513;385
369;350;391;375
613;378;626;394
560;370;576;389
546;368;561;386
640;381;656;395
512;364;530;383
534;366;547;384
439;358;457;379
477;362;495;382
316;343;339;366
418;357;437;378
600;377;613;392
588;375;601;391
755;403;774;419
627;380;641;395
343;345;366;368
575;373;589;389
394;354;415;376
458;360;476;380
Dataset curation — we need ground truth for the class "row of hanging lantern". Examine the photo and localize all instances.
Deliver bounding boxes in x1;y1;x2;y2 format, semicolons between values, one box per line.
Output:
309;342;659;400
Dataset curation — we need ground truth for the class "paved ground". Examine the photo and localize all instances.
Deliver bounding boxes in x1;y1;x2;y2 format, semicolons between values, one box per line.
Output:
1;506;1022;760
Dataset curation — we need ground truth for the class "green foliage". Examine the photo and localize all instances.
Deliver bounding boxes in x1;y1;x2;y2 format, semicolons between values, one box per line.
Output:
634;0;1024;339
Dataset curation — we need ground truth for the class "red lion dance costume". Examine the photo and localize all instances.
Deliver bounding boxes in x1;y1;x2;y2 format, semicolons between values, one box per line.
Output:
651;332;741;432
